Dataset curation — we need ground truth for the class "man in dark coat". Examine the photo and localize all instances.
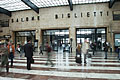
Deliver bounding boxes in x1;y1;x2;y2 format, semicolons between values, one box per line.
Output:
103;41;109;59
24;39;33;70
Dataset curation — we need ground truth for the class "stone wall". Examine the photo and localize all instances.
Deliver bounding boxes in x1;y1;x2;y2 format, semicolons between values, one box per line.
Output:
0;14;10;37
7;2;120;52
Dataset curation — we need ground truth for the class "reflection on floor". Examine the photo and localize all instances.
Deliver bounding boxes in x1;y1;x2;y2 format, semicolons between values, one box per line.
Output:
0;51;120;80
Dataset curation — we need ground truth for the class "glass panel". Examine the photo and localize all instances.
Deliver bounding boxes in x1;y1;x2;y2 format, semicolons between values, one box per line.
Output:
76;28;106;51
97;29;105;33
15;31;36;49
0;0;30;11
42;29;69;51
0;0;110;11
115;34;120;46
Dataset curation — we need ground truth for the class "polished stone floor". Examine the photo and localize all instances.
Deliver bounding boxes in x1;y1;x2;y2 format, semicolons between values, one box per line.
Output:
0;51;120;80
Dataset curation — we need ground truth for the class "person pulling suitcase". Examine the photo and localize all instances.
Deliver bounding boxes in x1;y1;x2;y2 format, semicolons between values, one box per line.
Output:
75;43;82;64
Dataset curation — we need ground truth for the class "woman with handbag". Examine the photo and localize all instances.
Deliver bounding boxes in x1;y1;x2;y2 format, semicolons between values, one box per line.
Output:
76;43;82;64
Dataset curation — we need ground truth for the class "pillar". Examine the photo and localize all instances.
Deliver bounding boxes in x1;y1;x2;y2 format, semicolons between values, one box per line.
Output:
36;29;42;52
69;27;76;54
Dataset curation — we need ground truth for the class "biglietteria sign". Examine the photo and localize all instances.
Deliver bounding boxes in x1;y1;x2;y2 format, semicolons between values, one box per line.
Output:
55;11;109;19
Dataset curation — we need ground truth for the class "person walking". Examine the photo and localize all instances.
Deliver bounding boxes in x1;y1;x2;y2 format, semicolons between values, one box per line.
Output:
45;42;54;67
90;42;96;55
16;44;21;54
20;43;24;57
7;41;15;67
24;39;33;70
76;43;82;64
39;44;43;55
118;47;120;60
103;41;109;59
81;38;89;63
0;43;9;72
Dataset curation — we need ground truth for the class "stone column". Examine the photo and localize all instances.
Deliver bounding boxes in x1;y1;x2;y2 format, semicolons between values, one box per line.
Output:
37;29;42;52
107;26;114;52
69;27;76;54
11;31;15;43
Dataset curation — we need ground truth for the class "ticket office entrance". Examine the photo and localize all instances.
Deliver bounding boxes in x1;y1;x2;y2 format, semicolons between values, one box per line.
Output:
76;28;107;51
15;31;36;48
42;29;70;51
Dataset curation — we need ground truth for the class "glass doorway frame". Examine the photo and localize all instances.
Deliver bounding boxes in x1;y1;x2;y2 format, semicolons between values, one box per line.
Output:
42;29;70;51
15;30;36;48
114;33;120;52
76;27;107;51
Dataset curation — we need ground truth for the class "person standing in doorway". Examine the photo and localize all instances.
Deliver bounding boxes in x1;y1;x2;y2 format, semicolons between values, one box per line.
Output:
81;38;89;63
7;41;15;67
45;42;54;67
24;39;33;70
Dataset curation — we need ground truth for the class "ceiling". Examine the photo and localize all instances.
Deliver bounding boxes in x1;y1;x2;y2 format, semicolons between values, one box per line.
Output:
0;0;110;11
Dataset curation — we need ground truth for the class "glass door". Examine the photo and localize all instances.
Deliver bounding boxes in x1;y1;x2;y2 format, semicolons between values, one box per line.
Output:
76;28;106;51
114;33;120;52
96;29;106;50
76;29;95;44
15;31;36;48
42;29;69;51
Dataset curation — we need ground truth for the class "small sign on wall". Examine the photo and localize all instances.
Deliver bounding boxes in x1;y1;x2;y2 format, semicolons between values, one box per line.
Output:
4;35;11;38
113;11;120;20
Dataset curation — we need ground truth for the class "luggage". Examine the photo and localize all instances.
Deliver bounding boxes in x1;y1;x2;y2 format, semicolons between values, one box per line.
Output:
75;49;82;63
75;54;82;63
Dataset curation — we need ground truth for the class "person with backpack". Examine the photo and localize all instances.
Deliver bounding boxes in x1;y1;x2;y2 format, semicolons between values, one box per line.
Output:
45;42;54;67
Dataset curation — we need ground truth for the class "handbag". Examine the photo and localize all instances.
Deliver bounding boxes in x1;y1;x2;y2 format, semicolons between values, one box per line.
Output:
31;58;34;63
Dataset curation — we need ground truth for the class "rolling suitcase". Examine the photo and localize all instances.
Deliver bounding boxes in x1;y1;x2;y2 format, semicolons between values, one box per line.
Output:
75;54;82;63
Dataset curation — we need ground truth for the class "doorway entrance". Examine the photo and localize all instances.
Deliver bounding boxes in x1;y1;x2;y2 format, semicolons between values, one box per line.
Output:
76;28;106;51
15;31;36;48
42;29;69;51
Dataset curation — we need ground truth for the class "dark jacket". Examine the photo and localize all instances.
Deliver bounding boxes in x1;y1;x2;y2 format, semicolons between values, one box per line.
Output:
0;47;9;66
24;43;33;58
104;43;109;52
